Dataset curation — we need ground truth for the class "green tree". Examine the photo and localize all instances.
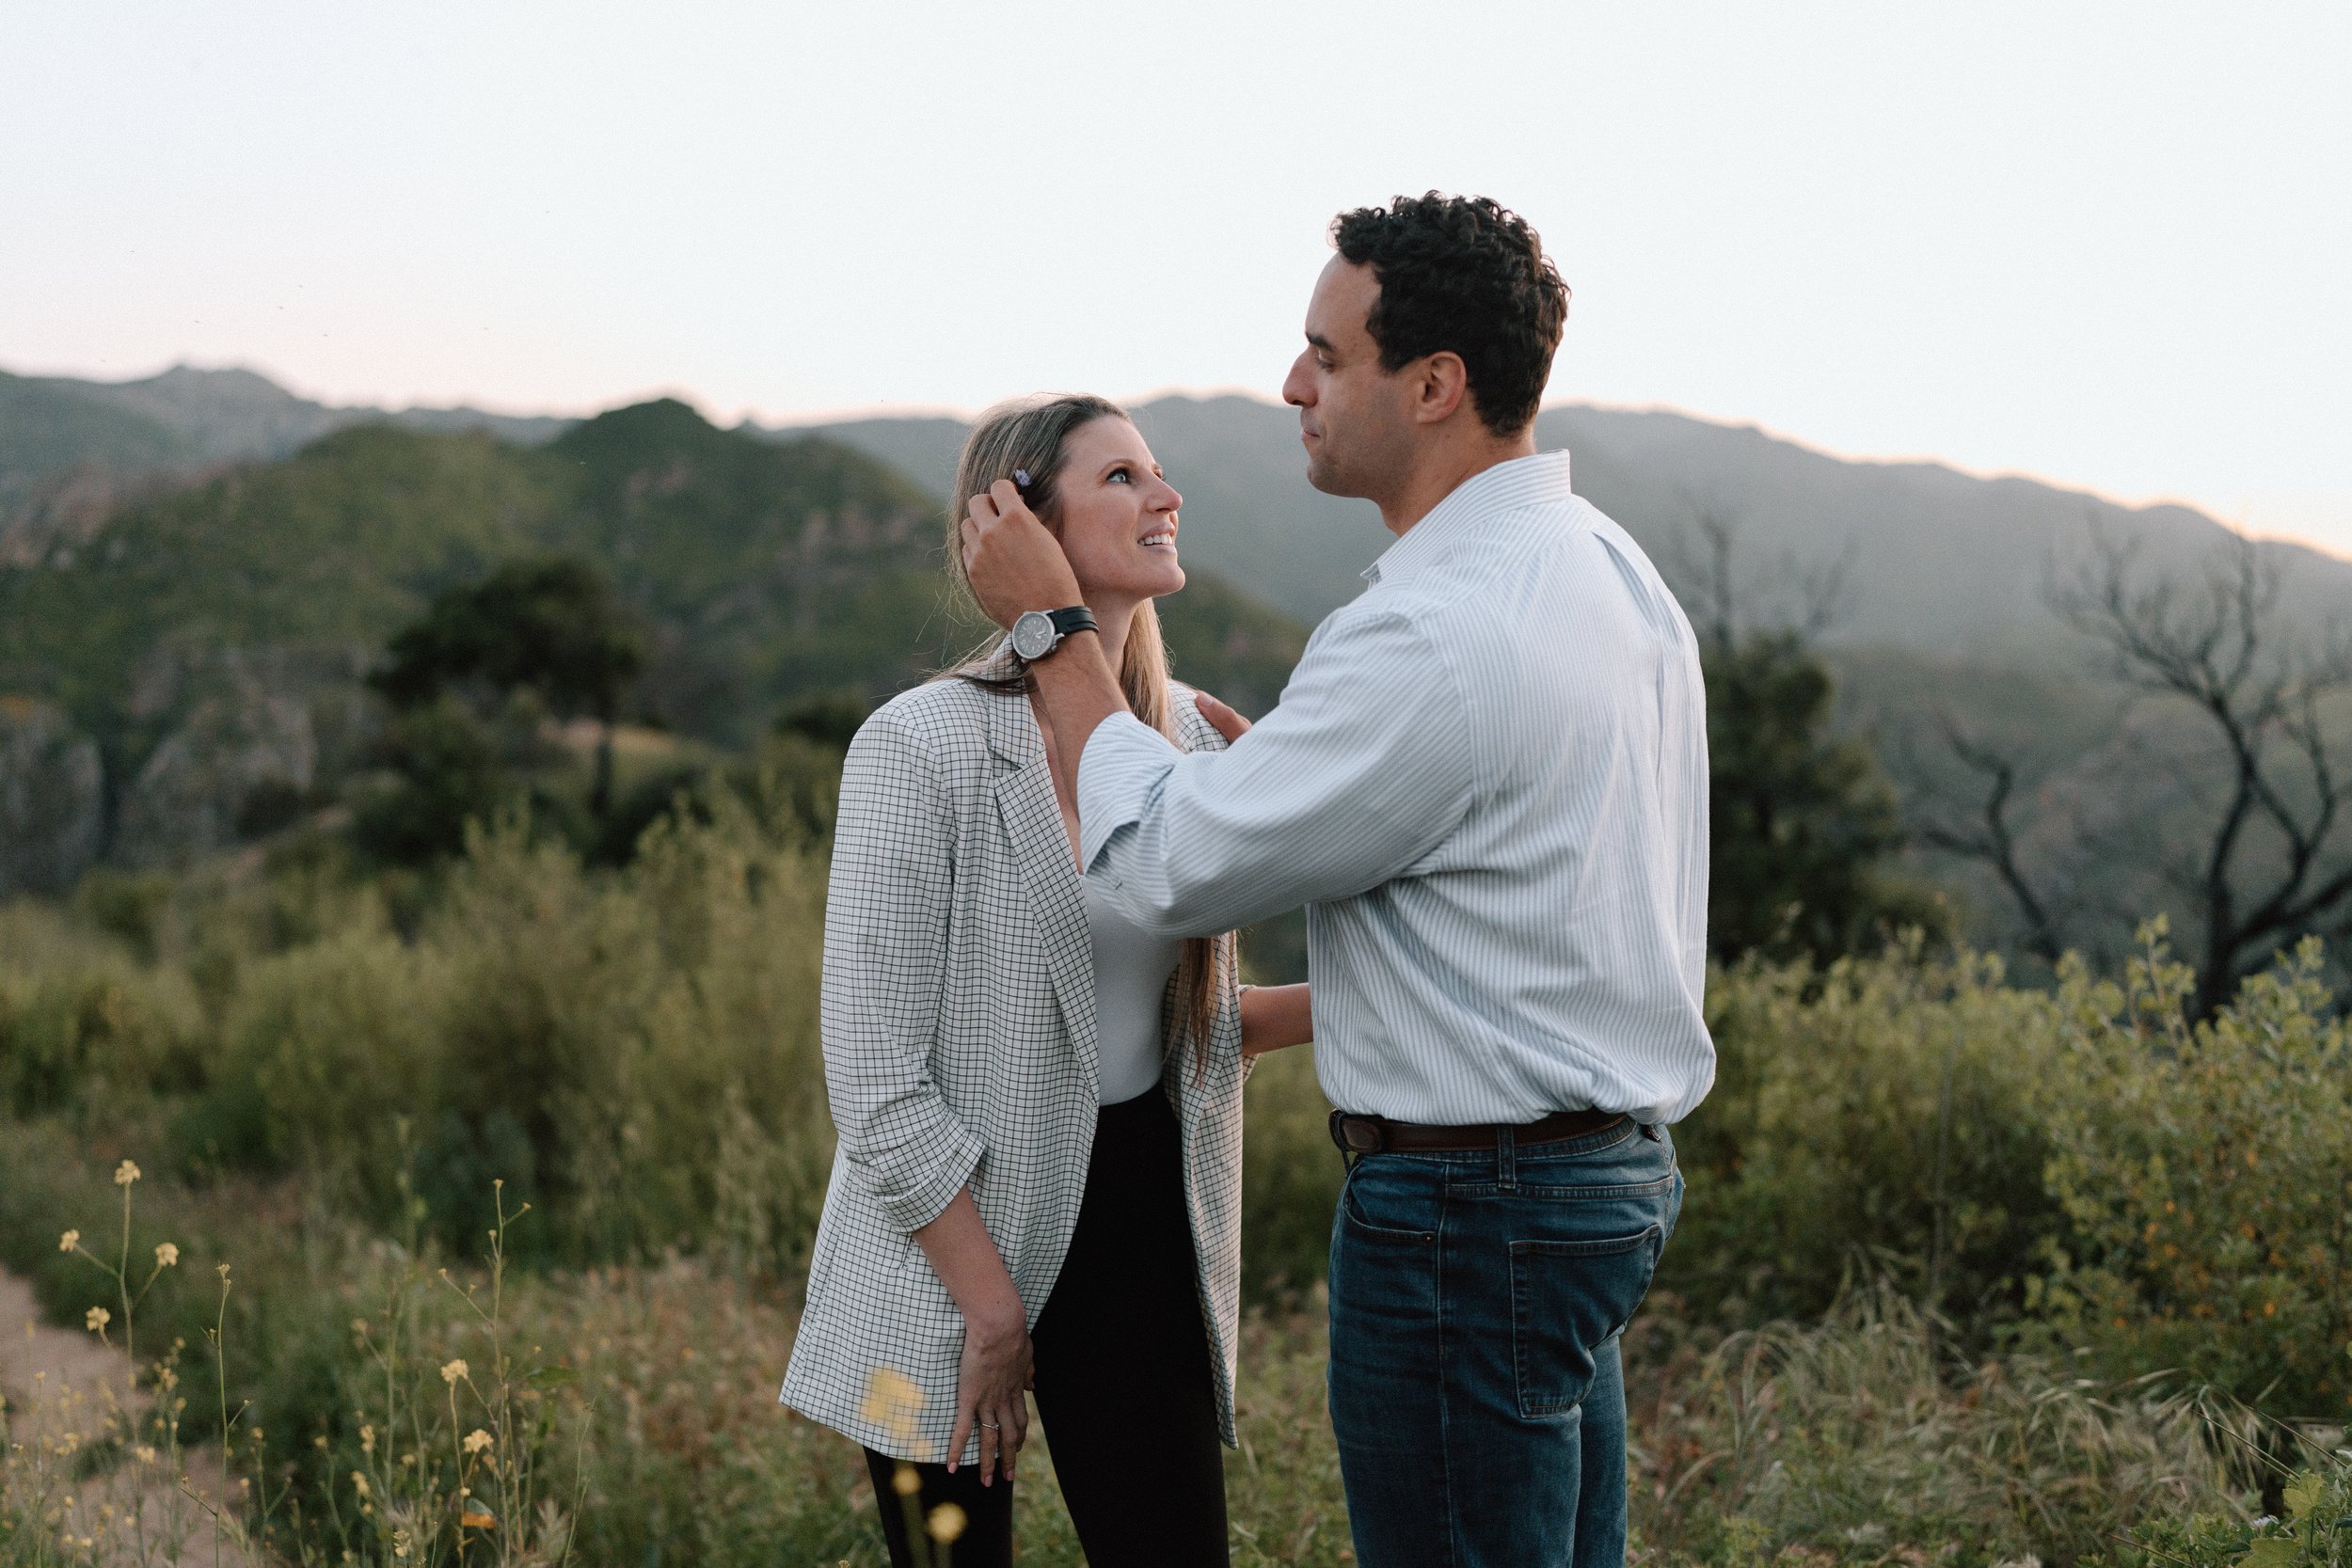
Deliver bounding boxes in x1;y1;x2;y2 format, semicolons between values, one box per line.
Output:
1707;629;1942;961
373;555;645;816
1677;512;1943;963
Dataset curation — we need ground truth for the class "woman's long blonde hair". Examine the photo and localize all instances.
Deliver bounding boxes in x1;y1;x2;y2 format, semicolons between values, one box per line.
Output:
942;393;1232;1080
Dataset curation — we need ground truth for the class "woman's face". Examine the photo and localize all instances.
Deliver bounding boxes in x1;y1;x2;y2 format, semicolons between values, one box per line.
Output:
1046;416;1185;603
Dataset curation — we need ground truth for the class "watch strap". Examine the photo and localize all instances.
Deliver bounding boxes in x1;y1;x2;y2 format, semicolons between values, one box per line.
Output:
1046;606;1098;640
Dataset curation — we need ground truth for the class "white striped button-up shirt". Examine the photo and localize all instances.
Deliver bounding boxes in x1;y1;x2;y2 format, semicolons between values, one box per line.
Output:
1078;450;1715;1127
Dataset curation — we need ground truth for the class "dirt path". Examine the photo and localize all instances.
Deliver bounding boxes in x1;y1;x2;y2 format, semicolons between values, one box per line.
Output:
0;1265;238;1563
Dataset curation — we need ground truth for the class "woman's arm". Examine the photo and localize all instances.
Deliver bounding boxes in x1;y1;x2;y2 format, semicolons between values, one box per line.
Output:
912;1188;1031;1485
1240;982;1311;1057
820;710;1029;1480
819;710;984;1232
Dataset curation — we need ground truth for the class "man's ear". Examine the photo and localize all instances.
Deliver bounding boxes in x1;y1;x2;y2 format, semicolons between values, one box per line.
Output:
1408;352;1472;427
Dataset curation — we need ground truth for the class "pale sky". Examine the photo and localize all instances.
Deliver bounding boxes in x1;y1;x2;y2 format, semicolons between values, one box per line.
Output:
5;2;2348;550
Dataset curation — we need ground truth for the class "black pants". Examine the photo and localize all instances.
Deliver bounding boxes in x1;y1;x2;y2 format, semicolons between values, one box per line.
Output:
864;1088;1230;1567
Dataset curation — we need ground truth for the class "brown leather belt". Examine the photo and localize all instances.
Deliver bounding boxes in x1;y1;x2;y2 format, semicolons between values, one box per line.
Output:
1327;1106;1628;1156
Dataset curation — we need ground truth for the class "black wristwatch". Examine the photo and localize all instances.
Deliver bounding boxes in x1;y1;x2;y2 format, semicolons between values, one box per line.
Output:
1010;606;1098;662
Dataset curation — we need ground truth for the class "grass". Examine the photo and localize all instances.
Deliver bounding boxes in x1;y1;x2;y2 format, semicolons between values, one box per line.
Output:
0;1136;2289;1567
8;818;2352;1562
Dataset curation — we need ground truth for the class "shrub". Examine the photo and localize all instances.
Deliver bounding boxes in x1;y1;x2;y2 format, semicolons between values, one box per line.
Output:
421;801;834;1269
2037;927;2352;1419
198;799;835;1269
0;905;208;1117
217;914;451;1214
2094;1453;2352;1567
1669;942;2068;1331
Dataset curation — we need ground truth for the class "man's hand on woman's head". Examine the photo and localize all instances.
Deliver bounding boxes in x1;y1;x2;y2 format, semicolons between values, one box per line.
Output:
961;480;1085;629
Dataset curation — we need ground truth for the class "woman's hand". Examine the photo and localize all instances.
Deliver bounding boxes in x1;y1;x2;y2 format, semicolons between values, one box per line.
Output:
948;1301;1034;1485
912;1187;1032;1483
1193;690;1252;744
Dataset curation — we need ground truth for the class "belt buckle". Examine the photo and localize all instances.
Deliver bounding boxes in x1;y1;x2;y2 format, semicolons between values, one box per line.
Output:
1328;1110;1386;1154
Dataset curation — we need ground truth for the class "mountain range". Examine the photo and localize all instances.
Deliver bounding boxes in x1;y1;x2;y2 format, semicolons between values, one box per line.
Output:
11;362;2336;659
4;360;2344;922
799;398;2350;657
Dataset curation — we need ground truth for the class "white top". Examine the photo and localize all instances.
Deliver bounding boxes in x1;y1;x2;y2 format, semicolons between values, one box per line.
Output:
1085;876;1184;1104
1076;449;1715;1127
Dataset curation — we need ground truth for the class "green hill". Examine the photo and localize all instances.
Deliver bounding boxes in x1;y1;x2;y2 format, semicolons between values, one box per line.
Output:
0;364;569;574
0;397;1312;876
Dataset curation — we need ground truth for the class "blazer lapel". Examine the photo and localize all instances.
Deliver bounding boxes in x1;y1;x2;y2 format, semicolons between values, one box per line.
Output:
980;648;1100;1079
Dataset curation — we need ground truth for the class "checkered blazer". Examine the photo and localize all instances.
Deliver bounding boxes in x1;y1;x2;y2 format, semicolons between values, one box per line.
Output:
780;643;1247;1464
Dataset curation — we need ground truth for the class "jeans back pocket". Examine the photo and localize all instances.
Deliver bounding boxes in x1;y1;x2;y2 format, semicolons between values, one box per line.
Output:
1508;1224;1663;1418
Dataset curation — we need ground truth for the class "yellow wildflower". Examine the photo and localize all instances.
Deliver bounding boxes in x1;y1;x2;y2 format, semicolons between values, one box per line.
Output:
350;1473;371;1499
359;1423;375;1455
85;1307;110;1334
462;1429;492;1456
153;1243;179;1269
114;1160;140;1187
858;1367;924;1440
891;1464;921;1497
440;1358;469;1386
58;1229;79;1253
927;1503;968;1544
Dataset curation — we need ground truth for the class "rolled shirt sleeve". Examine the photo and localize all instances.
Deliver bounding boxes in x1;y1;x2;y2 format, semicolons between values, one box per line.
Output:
1077;607;1479;938
818;708;987;1232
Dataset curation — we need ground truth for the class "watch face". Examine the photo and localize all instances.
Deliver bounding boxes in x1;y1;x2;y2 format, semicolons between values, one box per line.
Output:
1011;610;1057;661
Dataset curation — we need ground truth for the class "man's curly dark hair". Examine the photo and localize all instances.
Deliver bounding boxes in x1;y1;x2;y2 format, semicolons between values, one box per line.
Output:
1331;193;1568;436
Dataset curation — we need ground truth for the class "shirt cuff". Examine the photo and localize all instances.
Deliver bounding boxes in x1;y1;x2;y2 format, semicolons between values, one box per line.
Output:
1076;710;1183;868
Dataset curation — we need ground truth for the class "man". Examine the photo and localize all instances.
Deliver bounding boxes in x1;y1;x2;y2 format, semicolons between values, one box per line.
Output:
961;192;1713;1568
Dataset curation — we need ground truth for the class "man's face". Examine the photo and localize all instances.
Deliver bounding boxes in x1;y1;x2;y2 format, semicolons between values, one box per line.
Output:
1281;257;1414;500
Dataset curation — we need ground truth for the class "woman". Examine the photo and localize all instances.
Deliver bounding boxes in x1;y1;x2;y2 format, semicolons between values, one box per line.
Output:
780;394;1312;1568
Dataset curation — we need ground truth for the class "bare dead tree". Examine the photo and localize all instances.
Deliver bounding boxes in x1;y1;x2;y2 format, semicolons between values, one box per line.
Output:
1662;499;1851;656
1897;698;2149;974
2021;530;2352;1015
1908;714;2067;965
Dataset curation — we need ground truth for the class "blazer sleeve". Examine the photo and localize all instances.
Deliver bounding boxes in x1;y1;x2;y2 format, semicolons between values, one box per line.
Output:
818;705;985;1233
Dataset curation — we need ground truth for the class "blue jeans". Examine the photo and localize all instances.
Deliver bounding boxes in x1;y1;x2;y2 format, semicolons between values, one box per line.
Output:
1326;1117;1683;1568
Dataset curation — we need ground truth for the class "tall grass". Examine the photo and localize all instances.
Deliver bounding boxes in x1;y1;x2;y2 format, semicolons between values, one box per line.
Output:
1628;1293;2252;1565
8;795;2352;1560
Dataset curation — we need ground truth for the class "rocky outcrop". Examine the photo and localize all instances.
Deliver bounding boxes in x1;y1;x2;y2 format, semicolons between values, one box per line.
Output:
111;649;331;868
0;696;103;896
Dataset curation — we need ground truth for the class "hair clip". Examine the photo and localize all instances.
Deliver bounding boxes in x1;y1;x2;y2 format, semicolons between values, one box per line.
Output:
1012;467;1034;499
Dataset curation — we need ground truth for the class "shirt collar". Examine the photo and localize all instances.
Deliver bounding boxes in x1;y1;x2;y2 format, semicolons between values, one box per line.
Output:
1361;448;1575;586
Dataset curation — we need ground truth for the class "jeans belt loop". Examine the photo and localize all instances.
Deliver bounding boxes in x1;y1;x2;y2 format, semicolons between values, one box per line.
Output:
1497;1125;1518;1191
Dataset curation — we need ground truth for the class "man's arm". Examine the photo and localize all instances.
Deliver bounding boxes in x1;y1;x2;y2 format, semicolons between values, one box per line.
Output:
1026;630;1126;807
959;473;1477;934
1078;607;1478;937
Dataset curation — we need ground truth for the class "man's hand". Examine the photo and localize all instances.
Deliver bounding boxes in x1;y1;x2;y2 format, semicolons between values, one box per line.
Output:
1192;690;1252;745
961;480;1084;628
